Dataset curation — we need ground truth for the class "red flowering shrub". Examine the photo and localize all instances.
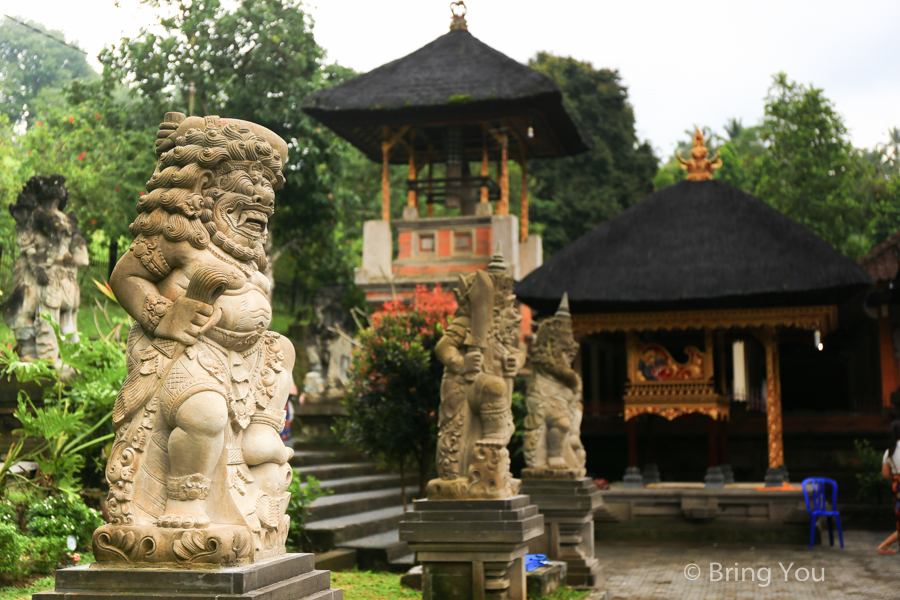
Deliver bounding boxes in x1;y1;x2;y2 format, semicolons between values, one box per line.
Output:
337;285;455;500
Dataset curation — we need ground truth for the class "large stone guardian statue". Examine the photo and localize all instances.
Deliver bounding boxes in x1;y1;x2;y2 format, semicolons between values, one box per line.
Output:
520;294;604;590
427;252;525;499
402;253;542;600
3;175;88;362
92;113;296;566
522;294;586;479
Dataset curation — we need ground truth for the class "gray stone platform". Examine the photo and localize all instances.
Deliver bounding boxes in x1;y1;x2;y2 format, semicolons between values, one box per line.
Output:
399;495;544;600
522;477;604;590
596;487;809;544
34;553;341;600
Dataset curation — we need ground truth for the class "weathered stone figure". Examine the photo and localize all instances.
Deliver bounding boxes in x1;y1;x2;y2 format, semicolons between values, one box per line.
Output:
3;175;88;363
523;294;587;479
93;113;296;566
427;252;525;499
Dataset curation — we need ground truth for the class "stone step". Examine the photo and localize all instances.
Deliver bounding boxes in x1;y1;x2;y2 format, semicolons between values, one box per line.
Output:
338;530;413;572
316;473;404;494
308;486;419;522
314;548;358;572
294;462;380;482
290;449;365;468
305;505;408;550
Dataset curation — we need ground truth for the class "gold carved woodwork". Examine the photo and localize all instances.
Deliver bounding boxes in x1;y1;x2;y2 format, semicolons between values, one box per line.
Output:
760;327;785;469
623;330;727;421
573;305;838;338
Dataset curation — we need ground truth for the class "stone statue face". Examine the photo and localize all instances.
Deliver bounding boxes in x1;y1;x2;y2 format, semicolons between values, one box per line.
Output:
210;169;275;248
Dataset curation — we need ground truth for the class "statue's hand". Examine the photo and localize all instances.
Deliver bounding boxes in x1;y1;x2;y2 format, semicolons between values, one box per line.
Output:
34;266;50;286
463;350;483;375
153;296;215;346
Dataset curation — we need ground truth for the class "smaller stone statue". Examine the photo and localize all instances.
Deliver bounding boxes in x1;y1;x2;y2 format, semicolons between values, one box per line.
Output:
522;294;587;479
428;251;526;500
3;175;88;363
302;286;354;404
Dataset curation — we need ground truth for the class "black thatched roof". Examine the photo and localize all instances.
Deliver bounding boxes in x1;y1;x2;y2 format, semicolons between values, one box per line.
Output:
516;180;873;315
302;30;591;163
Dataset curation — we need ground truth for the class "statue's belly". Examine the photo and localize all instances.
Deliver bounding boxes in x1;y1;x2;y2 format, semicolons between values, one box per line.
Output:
206;287;271;351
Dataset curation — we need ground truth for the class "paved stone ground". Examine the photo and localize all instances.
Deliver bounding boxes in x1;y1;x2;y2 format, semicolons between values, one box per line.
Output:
594;529;900;599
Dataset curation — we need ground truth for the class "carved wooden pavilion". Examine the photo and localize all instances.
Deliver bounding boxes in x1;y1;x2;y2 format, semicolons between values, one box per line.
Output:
301;3;590;310
515;134;872;487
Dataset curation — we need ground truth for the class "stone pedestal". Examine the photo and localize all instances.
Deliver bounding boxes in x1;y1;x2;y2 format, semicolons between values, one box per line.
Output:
399;495;543;600
623;466;643;488
520;478;604;590
704;466;725;489
34;553;341;600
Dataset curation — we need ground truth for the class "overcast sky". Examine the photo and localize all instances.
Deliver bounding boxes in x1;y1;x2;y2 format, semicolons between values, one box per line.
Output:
10;0;900;157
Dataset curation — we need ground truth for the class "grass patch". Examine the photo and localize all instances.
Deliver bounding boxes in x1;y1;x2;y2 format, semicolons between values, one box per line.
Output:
329;570;591;599
0;575;55;600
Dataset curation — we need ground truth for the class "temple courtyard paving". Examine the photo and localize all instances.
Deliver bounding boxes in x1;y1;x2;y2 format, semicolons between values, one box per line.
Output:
593;529;900;599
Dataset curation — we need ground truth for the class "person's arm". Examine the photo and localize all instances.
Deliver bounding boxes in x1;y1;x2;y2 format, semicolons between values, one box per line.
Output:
883;449;894;480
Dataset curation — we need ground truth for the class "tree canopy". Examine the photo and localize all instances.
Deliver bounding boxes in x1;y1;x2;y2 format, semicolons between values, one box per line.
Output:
0;16;97;125
527;53;658;256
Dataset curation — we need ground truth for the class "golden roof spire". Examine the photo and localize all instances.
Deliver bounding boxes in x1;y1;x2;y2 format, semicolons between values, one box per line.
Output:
450;1;468;31
677;128;722;181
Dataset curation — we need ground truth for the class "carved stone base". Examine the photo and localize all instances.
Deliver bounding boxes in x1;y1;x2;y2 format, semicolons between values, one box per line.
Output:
400;495;544;600
521;478;605;590
427;442;521;500
33;553;342;600
521;467;585;480
92;524;265;567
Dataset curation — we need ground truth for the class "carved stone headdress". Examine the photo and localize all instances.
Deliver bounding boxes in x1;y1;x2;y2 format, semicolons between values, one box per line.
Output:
130;113;288;267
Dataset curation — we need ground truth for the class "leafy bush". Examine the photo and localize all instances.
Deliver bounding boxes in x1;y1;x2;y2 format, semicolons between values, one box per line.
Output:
0;523;24;578
336;285;455;499
0;307;127;497
25;495;103;550
285;474;330;552
855;438;888;502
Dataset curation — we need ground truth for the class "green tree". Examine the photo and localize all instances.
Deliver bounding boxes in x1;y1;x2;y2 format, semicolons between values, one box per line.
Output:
100;0;377;319
336;286;455;502
755;73;869;257
527;53;657;255
0;16;97;124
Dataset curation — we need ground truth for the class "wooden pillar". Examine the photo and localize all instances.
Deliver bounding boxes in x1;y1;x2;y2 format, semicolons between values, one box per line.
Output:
427;157;434;218
480;129;489;205
879;308;899;408
520;156;528;243
719;417;730;465
499;132;509;215
707;417;719;468
645;416;656;465
381;134;391;222
627;418;638;468
407;130;417;211
762;328;784;469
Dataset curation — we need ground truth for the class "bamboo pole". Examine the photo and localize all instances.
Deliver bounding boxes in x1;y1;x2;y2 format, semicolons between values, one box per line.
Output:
381;138;391;222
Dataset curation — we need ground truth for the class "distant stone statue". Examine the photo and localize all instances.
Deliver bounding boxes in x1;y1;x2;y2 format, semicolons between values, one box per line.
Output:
3;175;88;363
428;252;525;500
523;294;587;479
93;113;296;566
302;286;354;404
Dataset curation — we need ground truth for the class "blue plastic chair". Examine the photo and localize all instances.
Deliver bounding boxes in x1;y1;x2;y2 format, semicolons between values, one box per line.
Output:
801;477;843;548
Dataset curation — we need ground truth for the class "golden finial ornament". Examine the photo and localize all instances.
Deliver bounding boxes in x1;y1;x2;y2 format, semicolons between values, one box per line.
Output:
450;1;468;31
677;128;722;181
